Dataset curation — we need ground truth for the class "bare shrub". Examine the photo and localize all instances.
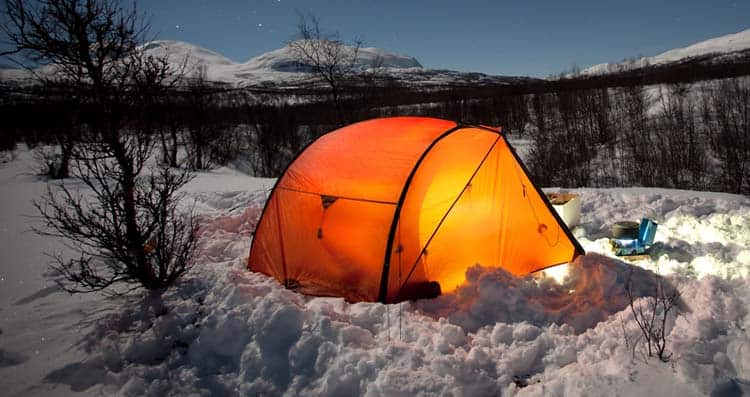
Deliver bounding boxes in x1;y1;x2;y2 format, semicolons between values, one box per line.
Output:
611;85;657;186
528;93;559;186
625;268;681;362
701;77;750;194
527;90;605;187
5;0;195;294
653;83;707;189
493;94;529;135
36;148;198;293
247;105;308;177
32;144;72;178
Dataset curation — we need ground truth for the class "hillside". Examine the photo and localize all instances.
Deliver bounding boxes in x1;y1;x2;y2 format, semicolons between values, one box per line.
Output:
581;28;750;76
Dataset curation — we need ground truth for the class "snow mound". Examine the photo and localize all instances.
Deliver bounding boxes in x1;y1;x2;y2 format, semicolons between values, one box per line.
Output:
418;254;661;333
82;257;750;396
56;185;748;396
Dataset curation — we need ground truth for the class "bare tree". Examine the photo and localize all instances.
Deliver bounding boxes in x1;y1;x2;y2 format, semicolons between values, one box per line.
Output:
288;12;362;125
612;85;656;186
654;83;706;189
625;268;681;362
30;100;81;179
528;92;559;186
248;104;304;177
5;0;196;294
158;93;182;167
184;63;213;170
701;77;750;194
495;94;529;135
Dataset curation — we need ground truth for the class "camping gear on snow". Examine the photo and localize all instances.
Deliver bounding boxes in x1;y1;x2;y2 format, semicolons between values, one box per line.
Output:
611;218;658;257
611;221;640;239
545;193;581;228
248;117;585;303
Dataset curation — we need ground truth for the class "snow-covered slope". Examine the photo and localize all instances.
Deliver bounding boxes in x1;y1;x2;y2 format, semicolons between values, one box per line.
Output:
1;40;530;88
582;28;750;76
1;145;749;396
141;40;236;66
214;41;425;86
238;41;422;72
148;40;528;87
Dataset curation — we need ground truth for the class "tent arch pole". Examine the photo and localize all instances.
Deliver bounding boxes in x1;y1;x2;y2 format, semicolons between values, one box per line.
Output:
377;124;503;303
394;135;502;298
248;118;401;274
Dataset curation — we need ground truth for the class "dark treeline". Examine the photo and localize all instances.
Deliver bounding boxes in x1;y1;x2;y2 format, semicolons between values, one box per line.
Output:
1;59;748;194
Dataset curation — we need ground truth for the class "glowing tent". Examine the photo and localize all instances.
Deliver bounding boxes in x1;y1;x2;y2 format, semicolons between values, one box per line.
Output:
248;117;584;303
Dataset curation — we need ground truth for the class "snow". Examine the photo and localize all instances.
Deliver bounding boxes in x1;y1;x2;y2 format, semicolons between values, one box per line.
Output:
0;40;424;88
149;40;524;87
1;146;749;396
239;42;422;72
1;40;528;88
1;40;423;87
141;41;236;67
581;28;750;76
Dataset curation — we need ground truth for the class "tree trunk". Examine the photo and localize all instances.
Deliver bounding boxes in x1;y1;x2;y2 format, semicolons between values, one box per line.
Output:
109;129;156;289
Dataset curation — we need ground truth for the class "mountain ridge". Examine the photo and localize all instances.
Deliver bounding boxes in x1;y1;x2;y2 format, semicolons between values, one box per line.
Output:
0;39;533;87
580;28;750;76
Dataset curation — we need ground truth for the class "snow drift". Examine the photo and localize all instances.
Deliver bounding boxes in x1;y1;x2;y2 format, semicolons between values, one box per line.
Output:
0;148;749;396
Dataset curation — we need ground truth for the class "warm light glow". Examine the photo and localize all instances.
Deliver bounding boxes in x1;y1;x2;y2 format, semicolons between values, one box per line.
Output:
440;273;470;294
692;256;718;275
543;263;570;284
252;119;583;302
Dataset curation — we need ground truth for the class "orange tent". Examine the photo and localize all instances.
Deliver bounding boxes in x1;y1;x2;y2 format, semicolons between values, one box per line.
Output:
248;117;584;303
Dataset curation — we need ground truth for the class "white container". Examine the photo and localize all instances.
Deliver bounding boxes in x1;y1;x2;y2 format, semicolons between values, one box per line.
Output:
546;193;581;228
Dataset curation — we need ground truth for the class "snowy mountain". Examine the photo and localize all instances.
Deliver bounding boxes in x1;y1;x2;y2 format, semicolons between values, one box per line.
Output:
581;28;750;76
0;40;532;88
238;41;422;72
141;40;236;67
144;40;531;87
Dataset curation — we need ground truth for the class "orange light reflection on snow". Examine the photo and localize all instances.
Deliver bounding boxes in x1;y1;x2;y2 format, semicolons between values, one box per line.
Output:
542;263;570;284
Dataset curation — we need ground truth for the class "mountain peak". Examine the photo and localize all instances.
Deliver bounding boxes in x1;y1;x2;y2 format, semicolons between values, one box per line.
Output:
241;41;422;72
137;39;424;84
142;40;236;67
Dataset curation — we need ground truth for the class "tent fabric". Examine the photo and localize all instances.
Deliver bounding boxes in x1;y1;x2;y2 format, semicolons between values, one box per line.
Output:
248;117;584;303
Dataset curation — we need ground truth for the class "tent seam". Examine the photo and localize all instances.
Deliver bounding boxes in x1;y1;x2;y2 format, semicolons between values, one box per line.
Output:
377;123;464;303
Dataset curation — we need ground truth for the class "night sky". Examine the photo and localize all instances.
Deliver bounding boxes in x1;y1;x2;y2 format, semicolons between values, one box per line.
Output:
4;1;750;77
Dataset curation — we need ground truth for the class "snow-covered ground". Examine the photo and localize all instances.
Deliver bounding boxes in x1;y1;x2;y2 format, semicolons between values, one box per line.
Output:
0;147;749;396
